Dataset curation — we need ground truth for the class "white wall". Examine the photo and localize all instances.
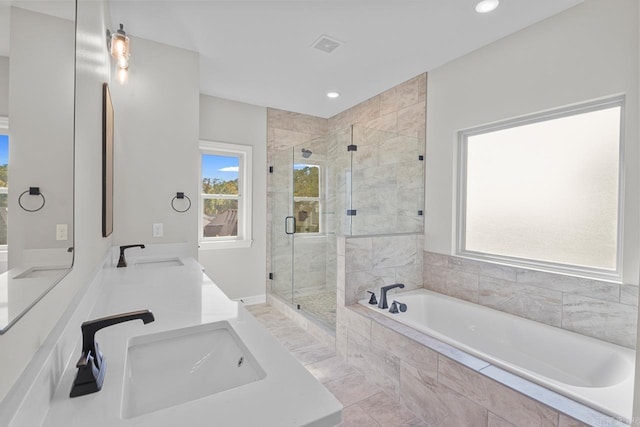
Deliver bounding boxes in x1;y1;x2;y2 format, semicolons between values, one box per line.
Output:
425;0;639;284
199;95;267;300
0;56;8;116
634;0;640;421
0;0;112;400
109;36;199;258
7;7;75;267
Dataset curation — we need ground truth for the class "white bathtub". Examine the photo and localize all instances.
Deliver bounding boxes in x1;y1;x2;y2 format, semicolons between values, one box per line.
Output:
358;289;635;420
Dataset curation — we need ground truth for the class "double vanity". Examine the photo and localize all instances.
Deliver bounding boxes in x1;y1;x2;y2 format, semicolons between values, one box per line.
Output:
12;244;341;426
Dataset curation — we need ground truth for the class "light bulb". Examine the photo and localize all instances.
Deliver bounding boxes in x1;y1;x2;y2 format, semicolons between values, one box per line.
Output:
117;56;129;69
117;67;128;84
326;92;340;99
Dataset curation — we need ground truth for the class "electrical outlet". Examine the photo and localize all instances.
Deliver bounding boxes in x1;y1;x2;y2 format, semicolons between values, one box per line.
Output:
56;224;68;241
152;223;163;238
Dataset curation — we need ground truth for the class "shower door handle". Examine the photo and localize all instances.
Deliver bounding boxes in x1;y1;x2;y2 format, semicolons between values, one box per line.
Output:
285;216;296;235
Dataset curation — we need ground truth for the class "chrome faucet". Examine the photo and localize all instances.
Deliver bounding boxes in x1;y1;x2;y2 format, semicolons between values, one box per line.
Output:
378;283;405;309
117;244;145;267
70;310;155;397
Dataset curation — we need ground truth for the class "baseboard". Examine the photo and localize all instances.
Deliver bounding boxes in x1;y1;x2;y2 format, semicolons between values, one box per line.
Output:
234;294;266;305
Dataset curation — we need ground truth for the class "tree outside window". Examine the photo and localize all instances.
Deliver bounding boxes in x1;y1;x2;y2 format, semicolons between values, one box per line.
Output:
293;164;320;233
201;154;239;238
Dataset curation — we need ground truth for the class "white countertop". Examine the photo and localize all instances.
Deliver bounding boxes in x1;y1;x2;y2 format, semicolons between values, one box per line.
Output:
41;255;342;427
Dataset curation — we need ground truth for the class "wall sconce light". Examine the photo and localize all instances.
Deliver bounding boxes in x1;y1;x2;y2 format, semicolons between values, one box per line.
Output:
107;24;130;83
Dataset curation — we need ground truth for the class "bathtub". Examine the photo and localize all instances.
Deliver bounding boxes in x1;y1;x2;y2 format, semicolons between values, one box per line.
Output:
358;289;635;420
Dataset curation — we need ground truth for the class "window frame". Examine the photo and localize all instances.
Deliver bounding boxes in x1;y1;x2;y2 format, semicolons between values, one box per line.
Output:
456;96;625;281
199;140;253;250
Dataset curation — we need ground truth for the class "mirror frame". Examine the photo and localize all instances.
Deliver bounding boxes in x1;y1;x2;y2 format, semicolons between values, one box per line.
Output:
0;0;76;334
102;82;113;238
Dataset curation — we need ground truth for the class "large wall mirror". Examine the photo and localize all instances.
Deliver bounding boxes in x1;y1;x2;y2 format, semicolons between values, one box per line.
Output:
0;0;76;333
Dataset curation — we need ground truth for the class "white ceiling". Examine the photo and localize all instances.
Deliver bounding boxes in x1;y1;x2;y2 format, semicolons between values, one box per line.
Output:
110;0;583;118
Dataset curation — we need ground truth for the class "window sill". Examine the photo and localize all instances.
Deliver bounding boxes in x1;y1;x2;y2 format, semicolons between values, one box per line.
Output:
455;250;622;284
199;240;253;250
294;233;327;241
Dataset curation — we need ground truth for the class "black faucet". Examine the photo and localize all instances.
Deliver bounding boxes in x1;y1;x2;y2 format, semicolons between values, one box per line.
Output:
117;244;145;267
70;310;155;397
366;290;378;305
389;300;408;314
378;283;405;309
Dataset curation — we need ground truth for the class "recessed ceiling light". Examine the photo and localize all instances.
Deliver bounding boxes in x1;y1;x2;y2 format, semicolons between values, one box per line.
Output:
475;0;499;13
326;92;340;99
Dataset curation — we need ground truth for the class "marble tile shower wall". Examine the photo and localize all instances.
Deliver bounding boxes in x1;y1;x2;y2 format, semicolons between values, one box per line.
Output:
327;73;427;141
267;73;427;295
329;74;427;237
423;251;639;348
350;127;424;235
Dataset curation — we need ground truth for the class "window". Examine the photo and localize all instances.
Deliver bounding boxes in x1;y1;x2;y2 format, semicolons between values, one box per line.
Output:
0;117;7;250
293;163;321;233
457;97;623;279
199;141;252;249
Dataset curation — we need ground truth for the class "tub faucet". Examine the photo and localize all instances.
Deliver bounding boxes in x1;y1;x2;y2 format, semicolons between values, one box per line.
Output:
366;290;378;305
378;283;405;309
70;310;155;397
389;300;408;314
117;244;145;267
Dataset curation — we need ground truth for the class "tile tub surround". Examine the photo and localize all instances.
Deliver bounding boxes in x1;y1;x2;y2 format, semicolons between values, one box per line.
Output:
336;233;424;365
343;304;628;427
423;251;638;348
338;234;424;306
336;238;630;425
246;303;429;427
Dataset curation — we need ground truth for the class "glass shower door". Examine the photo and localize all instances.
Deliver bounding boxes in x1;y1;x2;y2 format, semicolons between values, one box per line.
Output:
270;129;352;330
291;140;333;325
270;147;294;303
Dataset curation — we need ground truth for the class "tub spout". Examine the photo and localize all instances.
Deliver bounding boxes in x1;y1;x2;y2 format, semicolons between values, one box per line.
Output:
378;283;404;309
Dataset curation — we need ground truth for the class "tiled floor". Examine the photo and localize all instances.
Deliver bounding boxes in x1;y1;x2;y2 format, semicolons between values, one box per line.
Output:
294;290;337;329
246;304;427;427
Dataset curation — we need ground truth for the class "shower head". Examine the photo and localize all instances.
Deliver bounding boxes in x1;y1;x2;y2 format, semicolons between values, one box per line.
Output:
301;148;312;159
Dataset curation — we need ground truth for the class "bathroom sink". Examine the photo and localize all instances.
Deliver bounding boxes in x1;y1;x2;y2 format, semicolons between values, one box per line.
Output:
13;266;70;279
121;321;266;419
132;257;184;269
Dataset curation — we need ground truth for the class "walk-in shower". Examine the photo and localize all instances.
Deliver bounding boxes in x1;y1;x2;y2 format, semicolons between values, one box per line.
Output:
269;125;424;329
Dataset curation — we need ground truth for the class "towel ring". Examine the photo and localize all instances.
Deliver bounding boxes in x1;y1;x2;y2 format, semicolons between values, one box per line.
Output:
171;192;191;213
18;187;46;212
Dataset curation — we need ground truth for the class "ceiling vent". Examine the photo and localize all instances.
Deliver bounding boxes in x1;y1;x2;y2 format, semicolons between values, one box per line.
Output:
311;34;344;54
